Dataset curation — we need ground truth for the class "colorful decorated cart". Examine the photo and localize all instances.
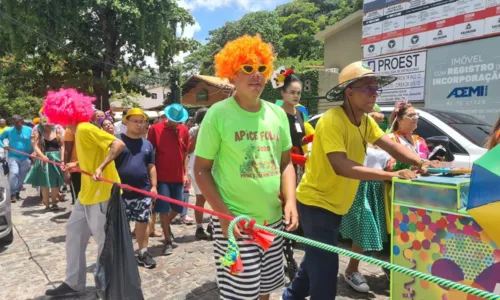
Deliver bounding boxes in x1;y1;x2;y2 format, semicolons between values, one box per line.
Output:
391;148;500;299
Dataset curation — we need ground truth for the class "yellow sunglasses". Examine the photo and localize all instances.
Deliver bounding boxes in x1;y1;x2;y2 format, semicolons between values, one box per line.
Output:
240;64;269;75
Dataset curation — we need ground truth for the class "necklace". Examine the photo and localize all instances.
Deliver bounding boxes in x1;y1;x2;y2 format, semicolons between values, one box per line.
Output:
342;103;368;154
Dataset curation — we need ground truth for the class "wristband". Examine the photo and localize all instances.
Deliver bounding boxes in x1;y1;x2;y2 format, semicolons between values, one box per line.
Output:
417;159;426;170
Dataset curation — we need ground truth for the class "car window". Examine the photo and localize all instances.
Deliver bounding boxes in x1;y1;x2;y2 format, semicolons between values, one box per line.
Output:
424;110;491;148
414;118;467;155
381;111;467;155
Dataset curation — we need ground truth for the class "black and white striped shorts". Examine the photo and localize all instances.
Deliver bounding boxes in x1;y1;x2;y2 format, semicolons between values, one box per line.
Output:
212;217;285;300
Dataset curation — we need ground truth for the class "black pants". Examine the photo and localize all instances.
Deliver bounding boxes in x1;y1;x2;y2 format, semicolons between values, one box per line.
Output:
70;172;81;204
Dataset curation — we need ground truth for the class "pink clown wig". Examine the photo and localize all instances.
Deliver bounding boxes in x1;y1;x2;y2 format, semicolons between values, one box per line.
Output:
43;88;95;126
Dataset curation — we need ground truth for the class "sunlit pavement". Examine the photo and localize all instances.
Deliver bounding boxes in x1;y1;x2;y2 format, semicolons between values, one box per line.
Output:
0;186;389;299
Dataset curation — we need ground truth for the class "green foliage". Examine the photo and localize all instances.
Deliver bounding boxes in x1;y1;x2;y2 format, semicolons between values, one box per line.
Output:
0;90;43;119
0;0;198;111
184;11;281;75
261;67;319;115
185;0;362;94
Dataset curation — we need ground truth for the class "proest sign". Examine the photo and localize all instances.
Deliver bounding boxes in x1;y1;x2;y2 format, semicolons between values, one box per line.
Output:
366;51;426;76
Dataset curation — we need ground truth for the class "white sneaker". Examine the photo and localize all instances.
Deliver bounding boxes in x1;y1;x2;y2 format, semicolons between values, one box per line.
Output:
345;271;370;293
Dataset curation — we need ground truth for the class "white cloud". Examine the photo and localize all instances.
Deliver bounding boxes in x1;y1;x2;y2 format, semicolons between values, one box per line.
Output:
177;0;274;12
173;20;201;63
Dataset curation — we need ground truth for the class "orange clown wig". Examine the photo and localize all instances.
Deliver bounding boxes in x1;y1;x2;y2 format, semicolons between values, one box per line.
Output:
214;34;275;81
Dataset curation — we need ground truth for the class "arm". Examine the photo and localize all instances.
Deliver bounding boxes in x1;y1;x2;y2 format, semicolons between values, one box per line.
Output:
184;153;189;182
64;142;73;164
0;130;7;148
148;163;157;196
328;152;397;181
98;139;125;171
58;128;65;164
59;140;65;164
93;139;125;180
194;157;232;216
280;150;296;204
280;150;299;231
31;129;46;159
375;135;423;167
188;133;197;154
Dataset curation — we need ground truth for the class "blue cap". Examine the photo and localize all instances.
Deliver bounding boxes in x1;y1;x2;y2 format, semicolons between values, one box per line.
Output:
164;103;188;123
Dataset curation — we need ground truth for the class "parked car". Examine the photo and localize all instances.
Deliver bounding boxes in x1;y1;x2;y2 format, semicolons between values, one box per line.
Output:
308;108;490;168
0;147;13;245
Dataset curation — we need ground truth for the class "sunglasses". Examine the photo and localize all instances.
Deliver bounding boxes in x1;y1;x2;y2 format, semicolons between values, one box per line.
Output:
403;113;420;120
350;86;383;97
240;64;269;75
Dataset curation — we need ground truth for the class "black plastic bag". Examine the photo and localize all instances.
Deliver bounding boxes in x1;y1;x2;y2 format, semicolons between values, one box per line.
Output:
95;184;144;300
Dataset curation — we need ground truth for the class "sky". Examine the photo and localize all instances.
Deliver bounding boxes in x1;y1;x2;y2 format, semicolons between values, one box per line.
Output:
145;0;290;66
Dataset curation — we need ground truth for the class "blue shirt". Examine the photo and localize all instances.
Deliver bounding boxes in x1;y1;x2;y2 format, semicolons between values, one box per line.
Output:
0;126;33;160
114;133;155;199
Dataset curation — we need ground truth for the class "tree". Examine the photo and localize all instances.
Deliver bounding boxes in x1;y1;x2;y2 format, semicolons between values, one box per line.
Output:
0;0;198;111
184;11;282;75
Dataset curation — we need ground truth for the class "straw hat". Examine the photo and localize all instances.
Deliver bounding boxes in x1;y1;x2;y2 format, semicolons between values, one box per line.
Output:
325;61;397;101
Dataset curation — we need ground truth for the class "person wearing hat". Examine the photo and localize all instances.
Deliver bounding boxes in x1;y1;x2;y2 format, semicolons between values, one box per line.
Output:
282;61;441;299
114;108;129;134
147;103;190;255
194;35;299;300
113;108;157;268
43;88;125;297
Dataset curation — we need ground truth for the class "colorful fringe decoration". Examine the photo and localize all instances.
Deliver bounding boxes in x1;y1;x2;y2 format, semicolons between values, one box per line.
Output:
220;218;276;274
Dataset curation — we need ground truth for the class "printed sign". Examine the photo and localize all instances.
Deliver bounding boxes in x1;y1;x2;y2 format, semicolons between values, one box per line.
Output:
364;50;427;103
484;0;500;36
363;0;386;57
426;0;457;46
382;1;408;54
453;0;486;41
425;36;500;124
403;1;430;50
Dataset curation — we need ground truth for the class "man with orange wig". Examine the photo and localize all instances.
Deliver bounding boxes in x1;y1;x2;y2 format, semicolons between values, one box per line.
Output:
41;89;125;297
194;35;299;300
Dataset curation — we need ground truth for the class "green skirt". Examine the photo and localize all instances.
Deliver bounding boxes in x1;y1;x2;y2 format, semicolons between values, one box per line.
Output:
340;180;388;252
25;151;65;188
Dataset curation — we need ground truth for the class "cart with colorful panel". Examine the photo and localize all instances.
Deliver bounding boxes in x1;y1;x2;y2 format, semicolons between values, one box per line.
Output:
390;147;500;299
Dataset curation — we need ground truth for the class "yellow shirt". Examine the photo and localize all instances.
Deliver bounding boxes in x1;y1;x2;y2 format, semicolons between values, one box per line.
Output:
75;122;120;205
0;126;9;135
297;107;385;215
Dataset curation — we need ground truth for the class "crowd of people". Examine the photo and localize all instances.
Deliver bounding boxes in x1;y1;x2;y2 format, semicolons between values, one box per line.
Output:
1;34;500;300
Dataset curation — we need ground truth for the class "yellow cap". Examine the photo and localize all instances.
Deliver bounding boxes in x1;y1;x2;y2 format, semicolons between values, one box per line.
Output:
124;108;147;120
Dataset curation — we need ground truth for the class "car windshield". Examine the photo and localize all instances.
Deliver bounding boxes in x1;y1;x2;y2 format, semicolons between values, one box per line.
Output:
424;109;492;147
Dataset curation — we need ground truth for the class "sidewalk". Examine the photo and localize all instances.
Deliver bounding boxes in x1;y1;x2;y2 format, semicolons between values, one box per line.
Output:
0;186;390;299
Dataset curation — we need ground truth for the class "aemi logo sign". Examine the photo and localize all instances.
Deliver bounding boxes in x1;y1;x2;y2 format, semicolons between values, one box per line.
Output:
388;40;396;48
368;44;375;53
411;35;419;44
446;86;488;98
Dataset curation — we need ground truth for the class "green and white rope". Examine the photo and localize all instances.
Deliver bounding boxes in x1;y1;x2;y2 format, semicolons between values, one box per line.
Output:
226;215;500;300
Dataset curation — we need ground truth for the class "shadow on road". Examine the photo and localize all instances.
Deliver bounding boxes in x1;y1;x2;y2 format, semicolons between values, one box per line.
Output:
47;235;66;244
186;280;219;299
22;207;67;218
21;195;41;207
28;287;98;300
50;211;72;224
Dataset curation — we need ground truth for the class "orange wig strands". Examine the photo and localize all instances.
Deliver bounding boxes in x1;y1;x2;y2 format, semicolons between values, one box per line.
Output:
214;34;275;81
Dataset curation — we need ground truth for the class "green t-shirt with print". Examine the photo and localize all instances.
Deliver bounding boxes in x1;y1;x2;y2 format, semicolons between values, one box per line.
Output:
195;97;292;224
